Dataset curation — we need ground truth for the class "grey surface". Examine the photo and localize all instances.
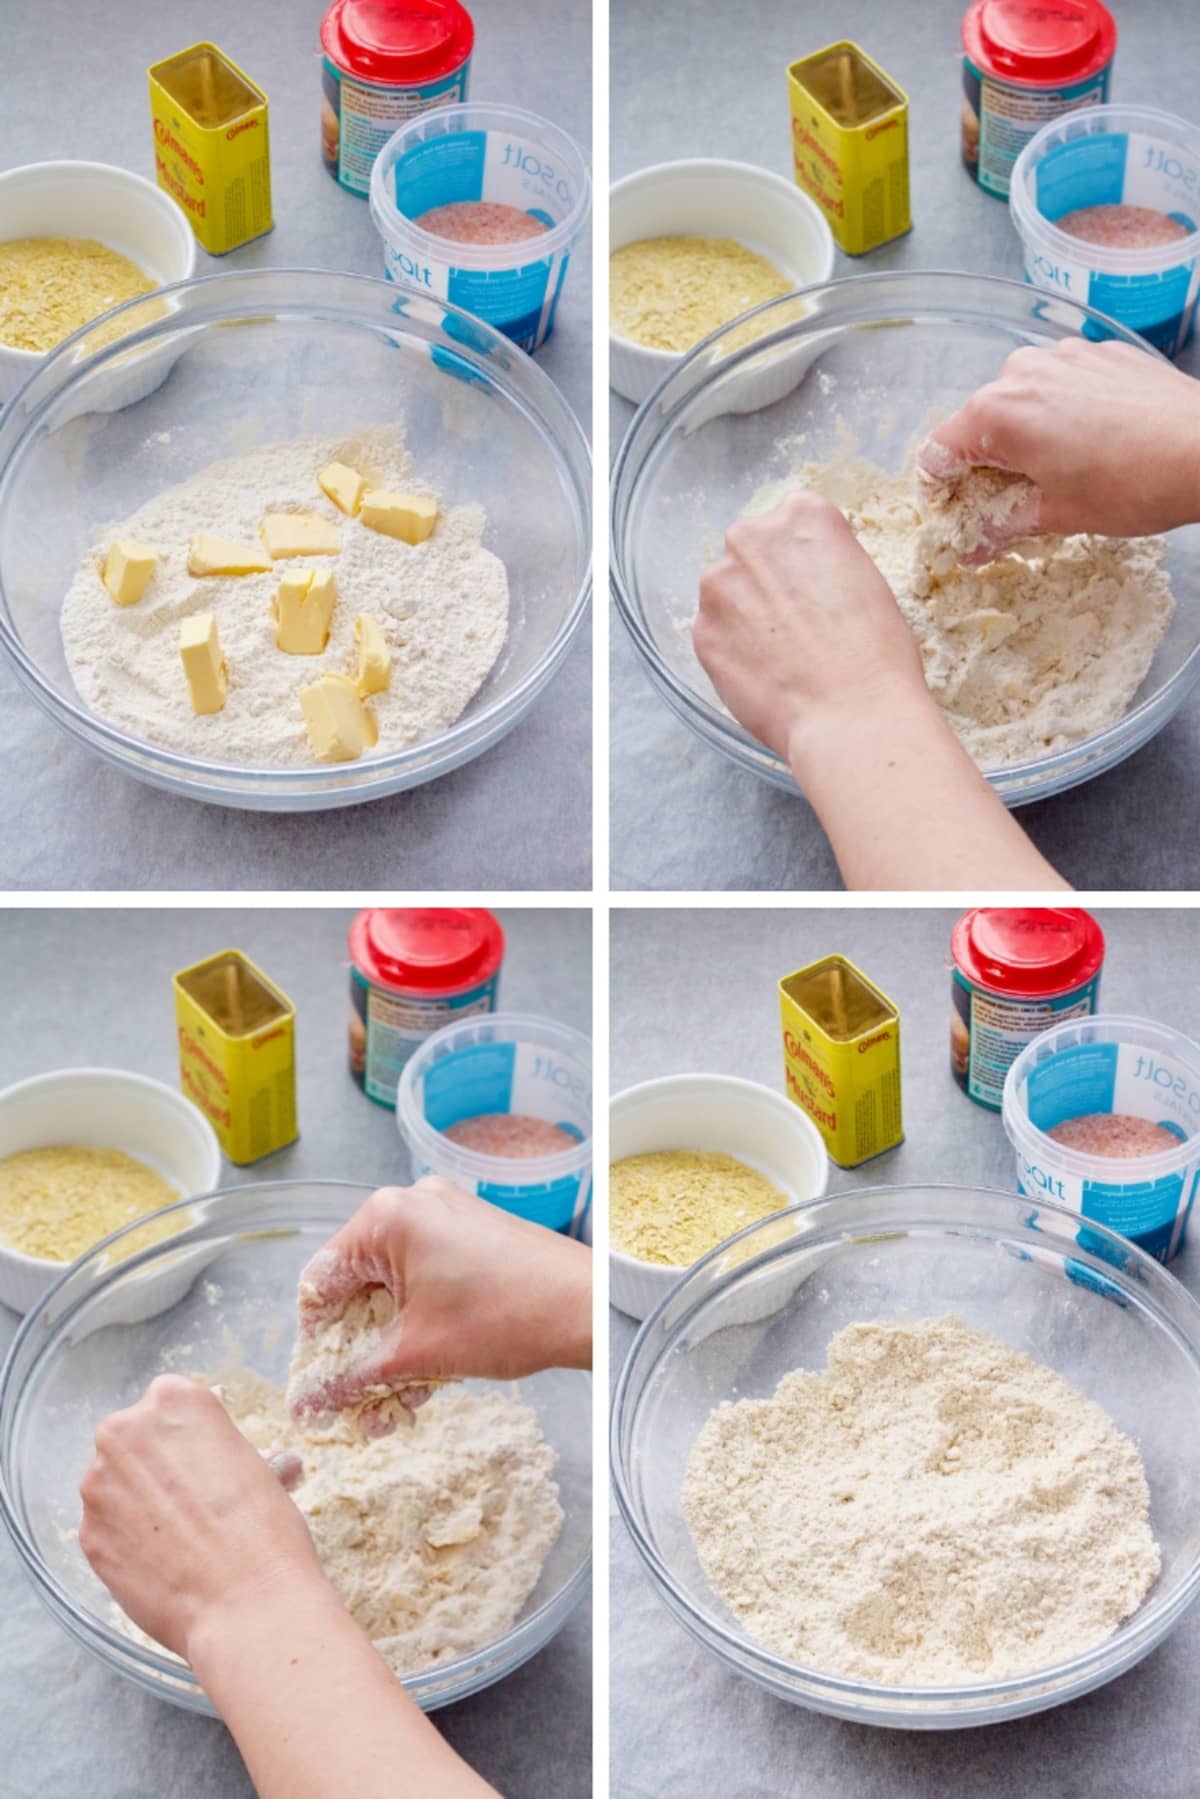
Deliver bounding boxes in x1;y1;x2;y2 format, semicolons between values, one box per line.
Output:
0;0;592;893
0;906;591;1799
609;0;1200;892
610;905;1200;1798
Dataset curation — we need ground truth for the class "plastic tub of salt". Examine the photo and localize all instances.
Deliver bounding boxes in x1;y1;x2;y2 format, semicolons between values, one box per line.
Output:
1010;103;1200;357
396;1011;592;1237
1002;1014;1200;1264
369;102;590;352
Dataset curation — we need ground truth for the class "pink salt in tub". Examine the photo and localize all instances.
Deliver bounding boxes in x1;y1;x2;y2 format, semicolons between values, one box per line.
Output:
1003;1014;1200;1263
443;1112;577;1155
396;1012;592;1235
415;201;551;245
369;101;590;351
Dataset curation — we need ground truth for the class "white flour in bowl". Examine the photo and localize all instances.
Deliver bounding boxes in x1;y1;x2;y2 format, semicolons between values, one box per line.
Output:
683;1316;1159;1686
744;448;1175;768
60;425;508;766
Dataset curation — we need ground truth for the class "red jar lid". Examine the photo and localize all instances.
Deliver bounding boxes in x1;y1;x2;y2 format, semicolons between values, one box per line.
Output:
349;907;503;995
962;0;1117;88
320;0;474;87
951;907;1105;999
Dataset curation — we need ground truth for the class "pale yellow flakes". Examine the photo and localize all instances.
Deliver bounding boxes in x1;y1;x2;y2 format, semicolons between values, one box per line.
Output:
0;236;154;353
609;1149;789;1266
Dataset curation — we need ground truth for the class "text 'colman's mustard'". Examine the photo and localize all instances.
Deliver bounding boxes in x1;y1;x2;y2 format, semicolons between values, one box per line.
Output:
148;42;272;256
787;41;910;255
779;954;903;1167
174;950;297;1164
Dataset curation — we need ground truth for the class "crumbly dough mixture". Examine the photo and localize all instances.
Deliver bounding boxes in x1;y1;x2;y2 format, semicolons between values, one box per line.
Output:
0;1145;178;1262
60;426;509;767
117;1362;563;1678
231;1368;561;1673
683;1316;1160;1686
746;449;1175;768
286;1286;442;1436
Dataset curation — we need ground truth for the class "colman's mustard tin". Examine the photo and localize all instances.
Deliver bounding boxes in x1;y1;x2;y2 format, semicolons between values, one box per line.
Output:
779;955;903;1167
174;950;297;1164
148;42;273;255
787;41;911;255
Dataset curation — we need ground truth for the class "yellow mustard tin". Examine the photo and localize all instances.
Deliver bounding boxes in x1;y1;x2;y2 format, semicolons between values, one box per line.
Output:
787;41;910;255
779;954;903;1167
148;41;272;256
174;949;296;1165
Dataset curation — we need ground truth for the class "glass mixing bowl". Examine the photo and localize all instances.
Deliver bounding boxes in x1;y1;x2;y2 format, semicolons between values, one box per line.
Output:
0;270;591;810
611;271;1200;806
611;1185;1200;1728
0;1181;592;1713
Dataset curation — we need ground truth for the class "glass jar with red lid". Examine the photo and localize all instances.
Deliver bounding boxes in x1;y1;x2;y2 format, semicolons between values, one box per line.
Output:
961;0;1117;198
348;906;503;1107
950;907;1106;1109
320;0;474;197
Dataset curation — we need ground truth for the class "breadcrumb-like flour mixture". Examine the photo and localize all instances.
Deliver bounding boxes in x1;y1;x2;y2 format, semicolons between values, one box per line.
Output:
682;1317;1160;1685
744;445;1175;768
60;426;509;767
114;1363;563;1677
286;1286;450;1434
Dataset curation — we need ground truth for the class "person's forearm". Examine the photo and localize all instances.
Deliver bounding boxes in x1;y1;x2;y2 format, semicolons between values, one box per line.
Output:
189;1579;498;1799
788;690;1070;892
537;1236;592;1371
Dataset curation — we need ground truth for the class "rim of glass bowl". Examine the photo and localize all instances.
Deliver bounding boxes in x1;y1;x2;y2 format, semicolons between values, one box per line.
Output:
0;1178;592;1713
610;1183;1200;1725
609;269;1200;810
0;269;592;809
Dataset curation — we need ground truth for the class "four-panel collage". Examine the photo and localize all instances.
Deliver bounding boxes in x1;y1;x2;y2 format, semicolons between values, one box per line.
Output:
2;0;1200;1795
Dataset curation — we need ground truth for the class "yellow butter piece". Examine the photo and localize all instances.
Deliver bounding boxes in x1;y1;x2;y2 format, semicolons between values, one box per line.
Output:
317;460;368;517
273;566;337;655
179;613;228;715
353;614;392;696
102;538;158;607
188;533;272;577
299;674;378;762
360;489;438;545
260;511;343;559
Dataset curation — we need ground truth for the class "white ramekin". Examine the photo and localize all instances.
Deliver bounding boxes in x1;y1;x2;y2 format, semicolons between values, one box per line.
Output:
0;160;196;401
0;1068;222;1315
609;157;836;406
609;1073;830;1322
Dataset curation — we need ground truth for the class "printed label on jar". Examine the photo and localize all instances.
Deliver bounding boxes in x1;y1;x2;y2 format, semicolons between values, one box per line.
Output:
951;972;1101;1109
962;59;1110;198
349;972;497;1107
322;60;468;196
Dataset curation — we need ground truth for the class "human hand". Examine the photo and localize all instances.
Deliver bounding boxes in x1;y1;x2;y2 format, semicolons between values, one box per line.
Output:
292;1179;592;1418
918;338;1200;552
79;1376;325;1663
693;489;932;767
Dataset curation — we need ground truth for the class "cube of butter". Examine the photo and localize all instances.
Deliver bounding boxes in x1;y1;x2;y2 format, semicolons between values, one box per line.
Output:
260;512;343;559
274;567;337;655
360;489;438;545
102;539;157;607
353;614;392;695
188;534;272;577
300;674;378;762
317;461;368;517
179;613;228;715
